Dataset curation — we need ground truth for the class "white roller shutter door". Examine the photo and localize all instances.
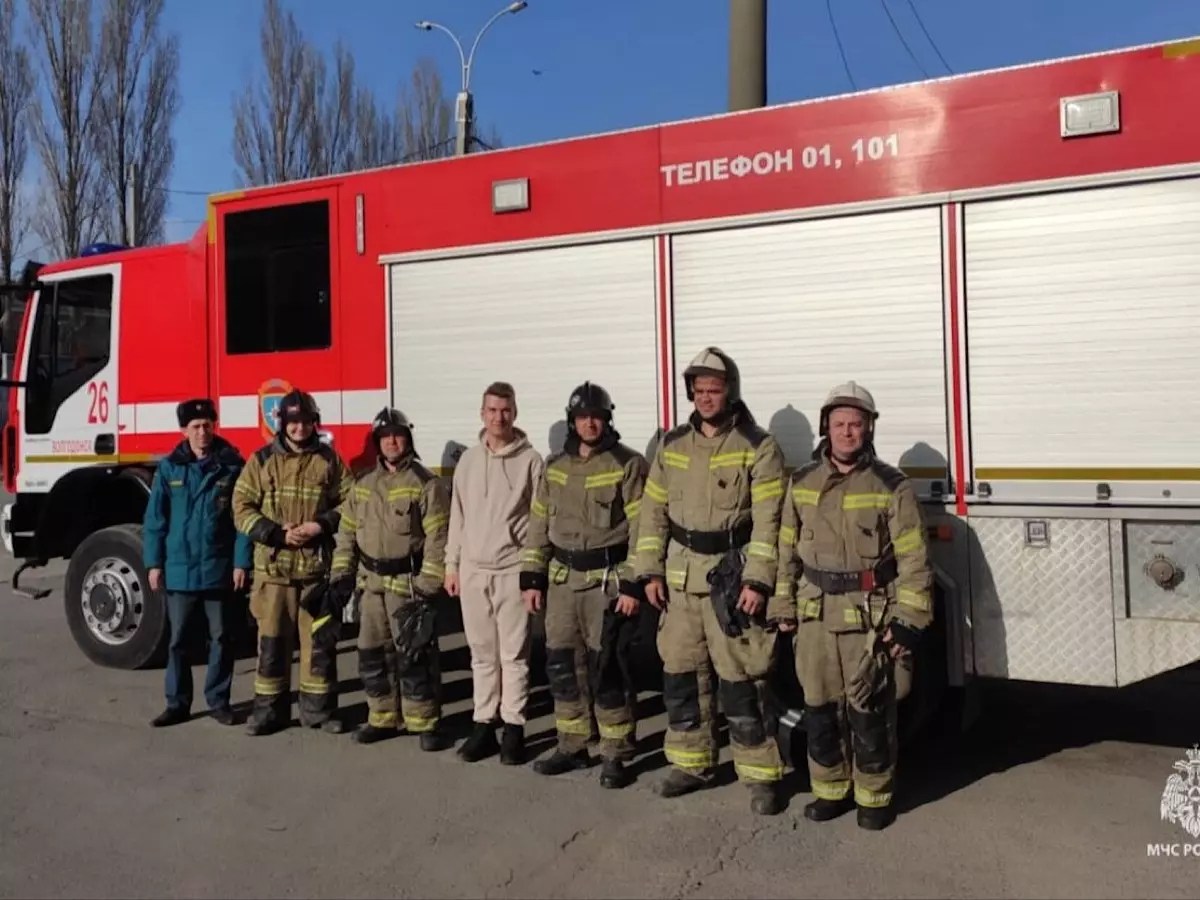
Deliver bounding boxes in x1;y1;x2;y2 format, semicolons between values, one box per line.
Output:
964;176;1200;504
389;240;660;472
671;208;949;479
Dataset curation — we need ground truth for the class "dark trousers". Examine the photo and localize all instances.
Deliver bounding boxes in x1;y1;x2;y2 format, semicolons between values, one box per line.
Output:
165;591;233;711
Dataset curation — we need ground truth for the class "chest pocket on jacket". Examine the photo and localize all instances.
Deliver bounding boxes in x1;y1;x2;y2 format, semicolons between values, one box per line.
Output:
710;466;746;511
213;477;232;513
585;483;619;529
388;495;417;535
852;511;887;563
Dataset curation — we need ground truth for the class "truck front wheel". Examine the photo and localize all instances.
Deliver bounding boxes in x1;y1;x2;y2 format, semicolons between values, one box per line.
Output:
64;524;168;670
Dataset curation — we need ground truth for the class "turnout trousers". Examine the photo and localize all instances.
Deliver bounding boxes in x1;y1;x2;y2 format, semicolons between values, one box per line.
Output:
357;589;442;733
249;578;338;727
795;622;897;810
656;588;783;784
544;581;636;761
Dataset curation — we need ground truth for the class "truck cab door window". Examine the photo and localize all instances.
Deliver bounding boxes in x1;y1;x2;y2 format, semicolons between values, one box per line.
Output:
25;274;114;435
224;199;332;355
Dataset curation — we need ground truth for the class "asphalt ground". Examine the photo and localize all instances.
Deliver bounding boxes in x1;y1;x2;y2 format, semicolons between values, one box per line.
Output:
1;552;1198;899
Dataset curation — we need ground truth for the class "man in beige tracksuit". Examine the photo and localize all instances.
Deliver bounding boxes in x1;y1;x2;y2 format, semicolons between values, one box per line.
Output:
445;381;545;765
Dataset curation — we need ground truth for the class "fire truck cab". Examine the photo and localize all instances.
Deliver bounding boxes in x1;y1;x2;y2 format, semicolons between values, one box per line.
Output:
4;36;1200;744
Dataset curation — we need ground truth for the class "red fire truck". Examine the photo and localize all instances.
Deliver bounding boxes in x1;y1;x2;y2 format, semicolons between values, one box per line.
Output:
3;36;1200;726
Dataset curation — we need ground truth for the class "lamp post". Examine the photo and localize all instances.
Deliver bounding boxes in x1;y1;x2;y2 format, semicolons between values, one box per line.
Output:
414;1;528;155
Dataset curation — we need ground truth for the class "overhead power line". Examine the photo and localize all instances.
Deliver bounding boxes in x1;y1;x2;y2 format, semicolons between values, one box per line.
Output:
879;0;930;78
825;0;858;90
902;0;954;74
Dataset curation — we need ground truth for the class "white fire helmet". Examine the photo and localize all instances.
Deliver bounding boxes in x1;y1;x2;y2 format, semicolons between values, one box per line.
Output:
683;346;742;405
819;381;878;436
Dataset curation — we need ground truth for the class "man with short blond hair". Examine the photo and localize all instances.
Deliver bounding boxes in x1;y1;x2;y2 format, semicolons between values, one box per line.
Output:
445;380;544;764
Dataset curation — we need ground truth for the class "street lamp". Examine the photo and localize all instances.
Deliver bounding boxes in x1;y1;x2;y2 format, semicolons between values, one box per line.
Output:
415;1;528;155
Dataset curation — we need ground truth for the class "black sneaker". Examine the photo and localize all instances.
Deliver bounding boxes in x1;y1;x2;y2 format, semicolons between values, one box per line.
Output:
533;749;591;776
151;707;189;728
457;722;499;762
209;706;237;726
499;723;526;765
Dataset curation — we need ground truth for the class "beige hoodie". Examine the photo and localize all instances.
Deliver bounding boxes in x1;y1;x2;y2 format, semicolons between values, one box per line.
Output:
445;428;545;574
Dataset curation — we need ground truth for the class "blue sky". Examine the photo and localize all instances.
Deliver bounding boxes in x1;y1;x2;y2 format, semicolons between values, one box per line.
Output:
72;0;1200;243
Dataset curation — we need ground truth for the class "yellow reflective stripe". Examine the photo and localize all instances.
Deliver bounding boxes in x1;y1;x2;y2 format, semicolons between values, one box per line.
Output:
854;785;893;808
422;513;449;532
623;499;641;520
844;607;863;627
662;451;690;470
340;513;358;530
751;477;783;503
898;589;932;612
792;487;820;506
520;549;546;565
779;525;796;544
311;614;332;634
800;597;822;618
531;498;548;518
556;717;592;735
240;512;265;532
274;486;324;499
584;470;624;489
420;561;445;580
664;747;713;770
746;541;777;561
709;450;754;469
598;722;633;739
546;467;569;486
893;527;924;555
644;479;668;503
843;492;891;510
734;762;783;782
369;710;398;728
666;565;686;589
387;486;422;500
812;779;852;800
773;580;792;598
168;479;182;487
403;715;438;733
381;575;415;595
636;536;664;554
299;679;330;695
235;481;260;498
354;486;371;500
254;676;286;696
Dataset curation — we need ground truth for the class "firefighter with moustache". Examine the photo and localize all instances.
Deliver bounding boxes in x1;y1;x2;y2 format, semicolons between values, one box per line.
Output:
519;383;648;790
770;382;934;831
633;347;788;816
233;389;355;736
329;408;453;751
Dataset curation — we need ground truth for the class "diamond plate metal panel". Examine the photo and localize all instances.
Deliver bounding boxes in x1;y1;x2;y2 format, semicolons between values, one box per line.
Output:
1116;617;1200;686
969;517;1117;686
1125;521;1200;623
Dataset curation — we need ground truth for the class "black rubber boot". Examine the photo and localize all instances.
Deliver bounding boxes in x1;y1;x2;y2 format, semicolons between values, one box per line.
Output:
857;805;896;831
419;727;452;752
599;759;632;790
352;725;395;745
245;717;285;737
749;783;783;816
151;707;189;728
458;722;499;762
533;749;591;776
319;718;345;735
803;796;855;822
653;768;710;799
500;724;526;766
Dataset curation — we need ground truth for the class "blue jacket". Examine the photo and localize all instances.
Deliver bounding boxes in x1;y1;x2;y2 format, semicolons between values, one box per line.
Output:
143;435;254;593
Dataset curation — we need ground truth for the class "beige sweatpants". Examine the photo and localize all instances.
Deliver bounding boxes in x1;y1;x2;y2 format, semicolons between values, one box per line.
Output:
460;565;531;726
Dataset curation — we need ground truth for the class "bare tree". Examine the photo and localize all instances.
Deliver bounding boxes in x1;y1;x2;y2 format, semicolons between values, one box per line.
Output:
395;57;455;161
27;0;107;260
0;0;37;281
232;0;323;187
92;0;180;246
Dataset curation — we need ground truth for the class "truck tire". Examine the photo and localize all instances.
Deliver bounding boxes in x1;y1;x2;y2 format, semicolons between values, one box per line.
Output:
63;524;168;670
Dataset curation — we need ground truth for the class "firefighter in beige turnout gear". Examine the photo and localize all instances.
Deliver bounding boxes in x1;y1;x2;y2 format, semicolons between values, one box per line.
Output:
634;348;788;816
771;382;934;831
330;409;453;750
233;390;355;736
520;383;648;790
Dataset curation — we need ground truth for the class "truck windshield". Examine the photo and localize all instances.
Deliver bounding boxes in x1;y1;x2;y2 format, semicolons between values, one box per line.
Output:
24;274;113;435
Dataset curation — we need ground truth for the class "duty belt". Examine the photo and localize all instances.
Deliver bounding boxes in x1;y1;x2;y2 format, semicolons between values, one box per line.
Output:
668;519;753;555
804;556;899;594
359;550;422;577
551;542;629;571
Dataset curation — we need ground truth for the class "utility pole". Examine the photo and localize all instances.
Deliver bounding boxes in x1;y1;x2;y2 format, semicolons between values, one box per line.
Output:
455;91;474;157
124;163;138;247
728;0;767;111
